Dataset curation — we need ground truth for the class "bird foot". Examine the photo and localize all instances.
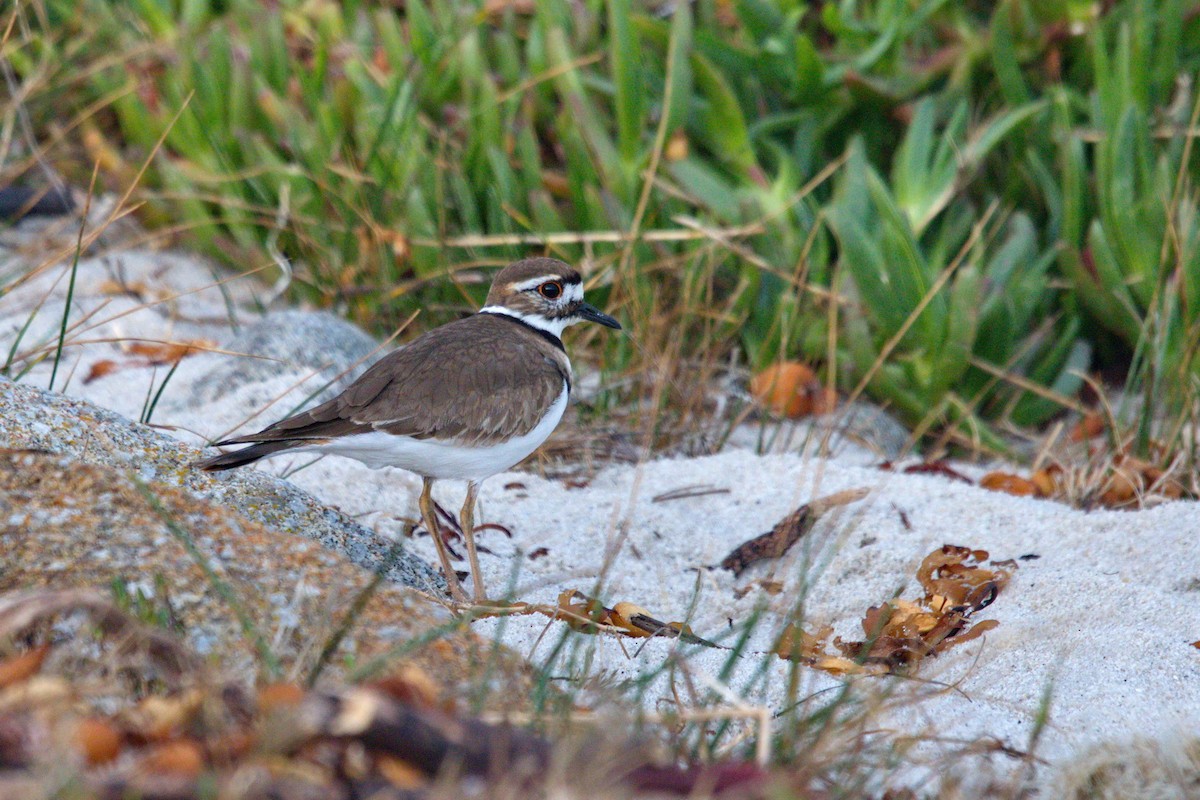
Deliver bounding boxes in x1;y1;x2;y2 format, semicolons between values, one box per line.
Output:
413;500;511;556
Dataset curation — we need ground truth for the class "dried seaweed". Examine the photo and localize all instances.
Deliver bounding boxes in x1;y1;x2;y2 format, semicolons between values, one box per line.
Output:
776;545;1014;676
718;489;868;577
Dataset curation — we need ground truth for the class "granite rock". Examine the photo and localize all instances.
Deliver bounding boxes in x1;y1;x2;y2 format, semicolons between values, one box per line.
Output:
0;378;442;594
186;309;381;407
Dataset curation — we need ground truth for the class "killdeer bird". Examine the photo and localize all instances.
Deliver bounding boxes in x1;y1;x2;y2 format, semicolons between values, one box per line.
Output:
197;257;620;602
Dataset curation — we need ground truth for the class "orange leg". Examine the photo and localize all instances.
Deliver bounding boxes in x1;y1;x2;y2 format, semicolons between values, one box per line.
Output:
420;477;466;602
460;481;486;602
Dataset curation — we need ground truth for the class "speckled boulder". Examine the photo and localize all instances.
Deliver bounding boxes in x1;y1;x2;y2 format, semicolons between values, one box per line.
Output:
0;378;441;594
185;309;381;406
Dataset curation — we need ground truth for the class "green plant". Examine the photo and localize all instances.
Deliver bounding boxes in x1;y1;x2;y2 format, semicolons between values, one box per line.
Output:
827;101;1086;444
7;0;1200;452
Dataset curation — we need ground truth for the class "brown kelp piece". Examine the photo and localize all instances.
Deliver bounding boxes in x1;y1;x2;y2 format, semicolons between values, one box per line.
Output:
719;488;869;577
776;544;1015;676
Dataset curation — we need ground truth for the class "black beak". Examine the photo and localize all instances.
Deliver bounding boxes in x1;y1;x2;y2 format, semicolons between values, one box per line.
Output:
578;302;622;330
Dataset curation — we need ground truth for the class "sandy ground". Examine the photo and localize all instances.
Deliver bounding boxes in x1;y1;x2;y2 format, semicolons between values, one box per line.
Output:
4;231;1199;792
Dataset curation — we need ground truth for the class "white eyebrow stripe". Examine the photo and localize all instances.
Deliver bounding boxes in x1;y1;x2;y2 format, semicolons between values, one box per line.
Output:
565;282;583;302
512;274;580;292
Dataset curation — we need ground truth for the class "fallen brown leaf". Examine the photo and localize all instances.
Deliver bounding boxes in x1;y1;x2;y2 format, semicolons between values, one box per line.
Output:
82;340;215;384
980;471;1039;497
776;545;1013;675
775;623;833;662
139;739;205;777
0;644;50;690
719;488;869;577
83;359;120;384
127;340;214;364
1069;411;1105;441
1030;466;1061;497
750;362;831;418
258;682;306;711
0;590;197;681
74;717;123;766
609;602;655;639
555;590;610;634
918;545;1010;612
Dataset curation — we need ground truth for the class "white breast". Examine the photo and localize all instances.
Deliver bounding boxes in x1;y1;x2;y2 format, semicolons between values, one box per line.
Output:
290;382;569;481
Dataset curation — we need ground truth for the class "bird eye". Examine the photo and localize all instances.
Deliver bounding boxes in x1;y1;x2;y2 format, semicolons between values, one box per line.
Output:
538;281;562;299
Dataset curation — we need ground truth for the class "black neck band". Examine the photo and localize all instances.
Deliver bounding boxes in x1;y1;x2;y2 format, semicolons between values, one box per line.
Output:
481;310;566;354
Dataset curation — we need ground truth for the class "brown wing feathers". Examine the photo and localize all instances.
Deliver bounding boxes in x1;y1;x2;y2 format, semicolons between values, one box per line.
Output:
198;314;569;471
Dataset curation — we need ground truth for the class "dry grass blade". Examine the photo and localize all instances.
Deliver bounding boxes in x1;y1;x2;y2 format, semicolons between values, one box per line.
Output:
463;592;724;648
410;222;764;248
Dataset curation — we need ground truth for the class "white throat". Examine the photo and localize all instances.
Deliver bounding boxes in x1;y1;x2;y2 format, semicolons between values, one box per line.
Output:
478;306;571;338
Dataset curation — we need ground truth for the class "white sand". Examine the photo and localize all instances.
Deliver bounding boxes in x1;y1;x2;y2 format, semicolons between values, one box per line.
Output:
4;238;1199;791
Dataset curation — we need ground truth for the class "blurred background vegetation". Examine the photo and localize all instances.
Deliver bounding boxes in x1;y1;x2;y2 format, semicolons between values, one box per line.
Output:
4;0;1200;456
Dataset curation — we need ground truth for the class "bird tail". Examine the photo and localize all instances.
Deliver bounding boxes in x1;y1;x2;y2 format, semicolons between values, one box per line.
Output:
195;440;298;471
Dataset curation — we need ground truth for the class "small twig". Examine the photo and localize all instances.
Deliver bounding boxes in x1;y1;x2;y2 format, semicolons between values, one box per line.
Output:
652;484;731;503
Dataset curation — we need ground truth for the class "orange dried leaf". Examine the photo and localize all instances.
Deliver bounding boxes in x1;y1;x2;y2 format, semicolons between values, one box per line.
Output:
750;362;818;418
0;644;50;689
1030;468;1060;497
1139;465;1185;500
1069;412;1105;441
940;618;999;650
774;623;831;662
916;546;1009;610
814;656;861;675
777;545;1012;675
980;471;1038;497
610;602;654;638
810;385;838;415
126;340;213;364
75;717;123;766
1099;469;1139;507
863;600;939;639
140;740;205;777
555;590;609;632
258;682;306;711
83;359;121;384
